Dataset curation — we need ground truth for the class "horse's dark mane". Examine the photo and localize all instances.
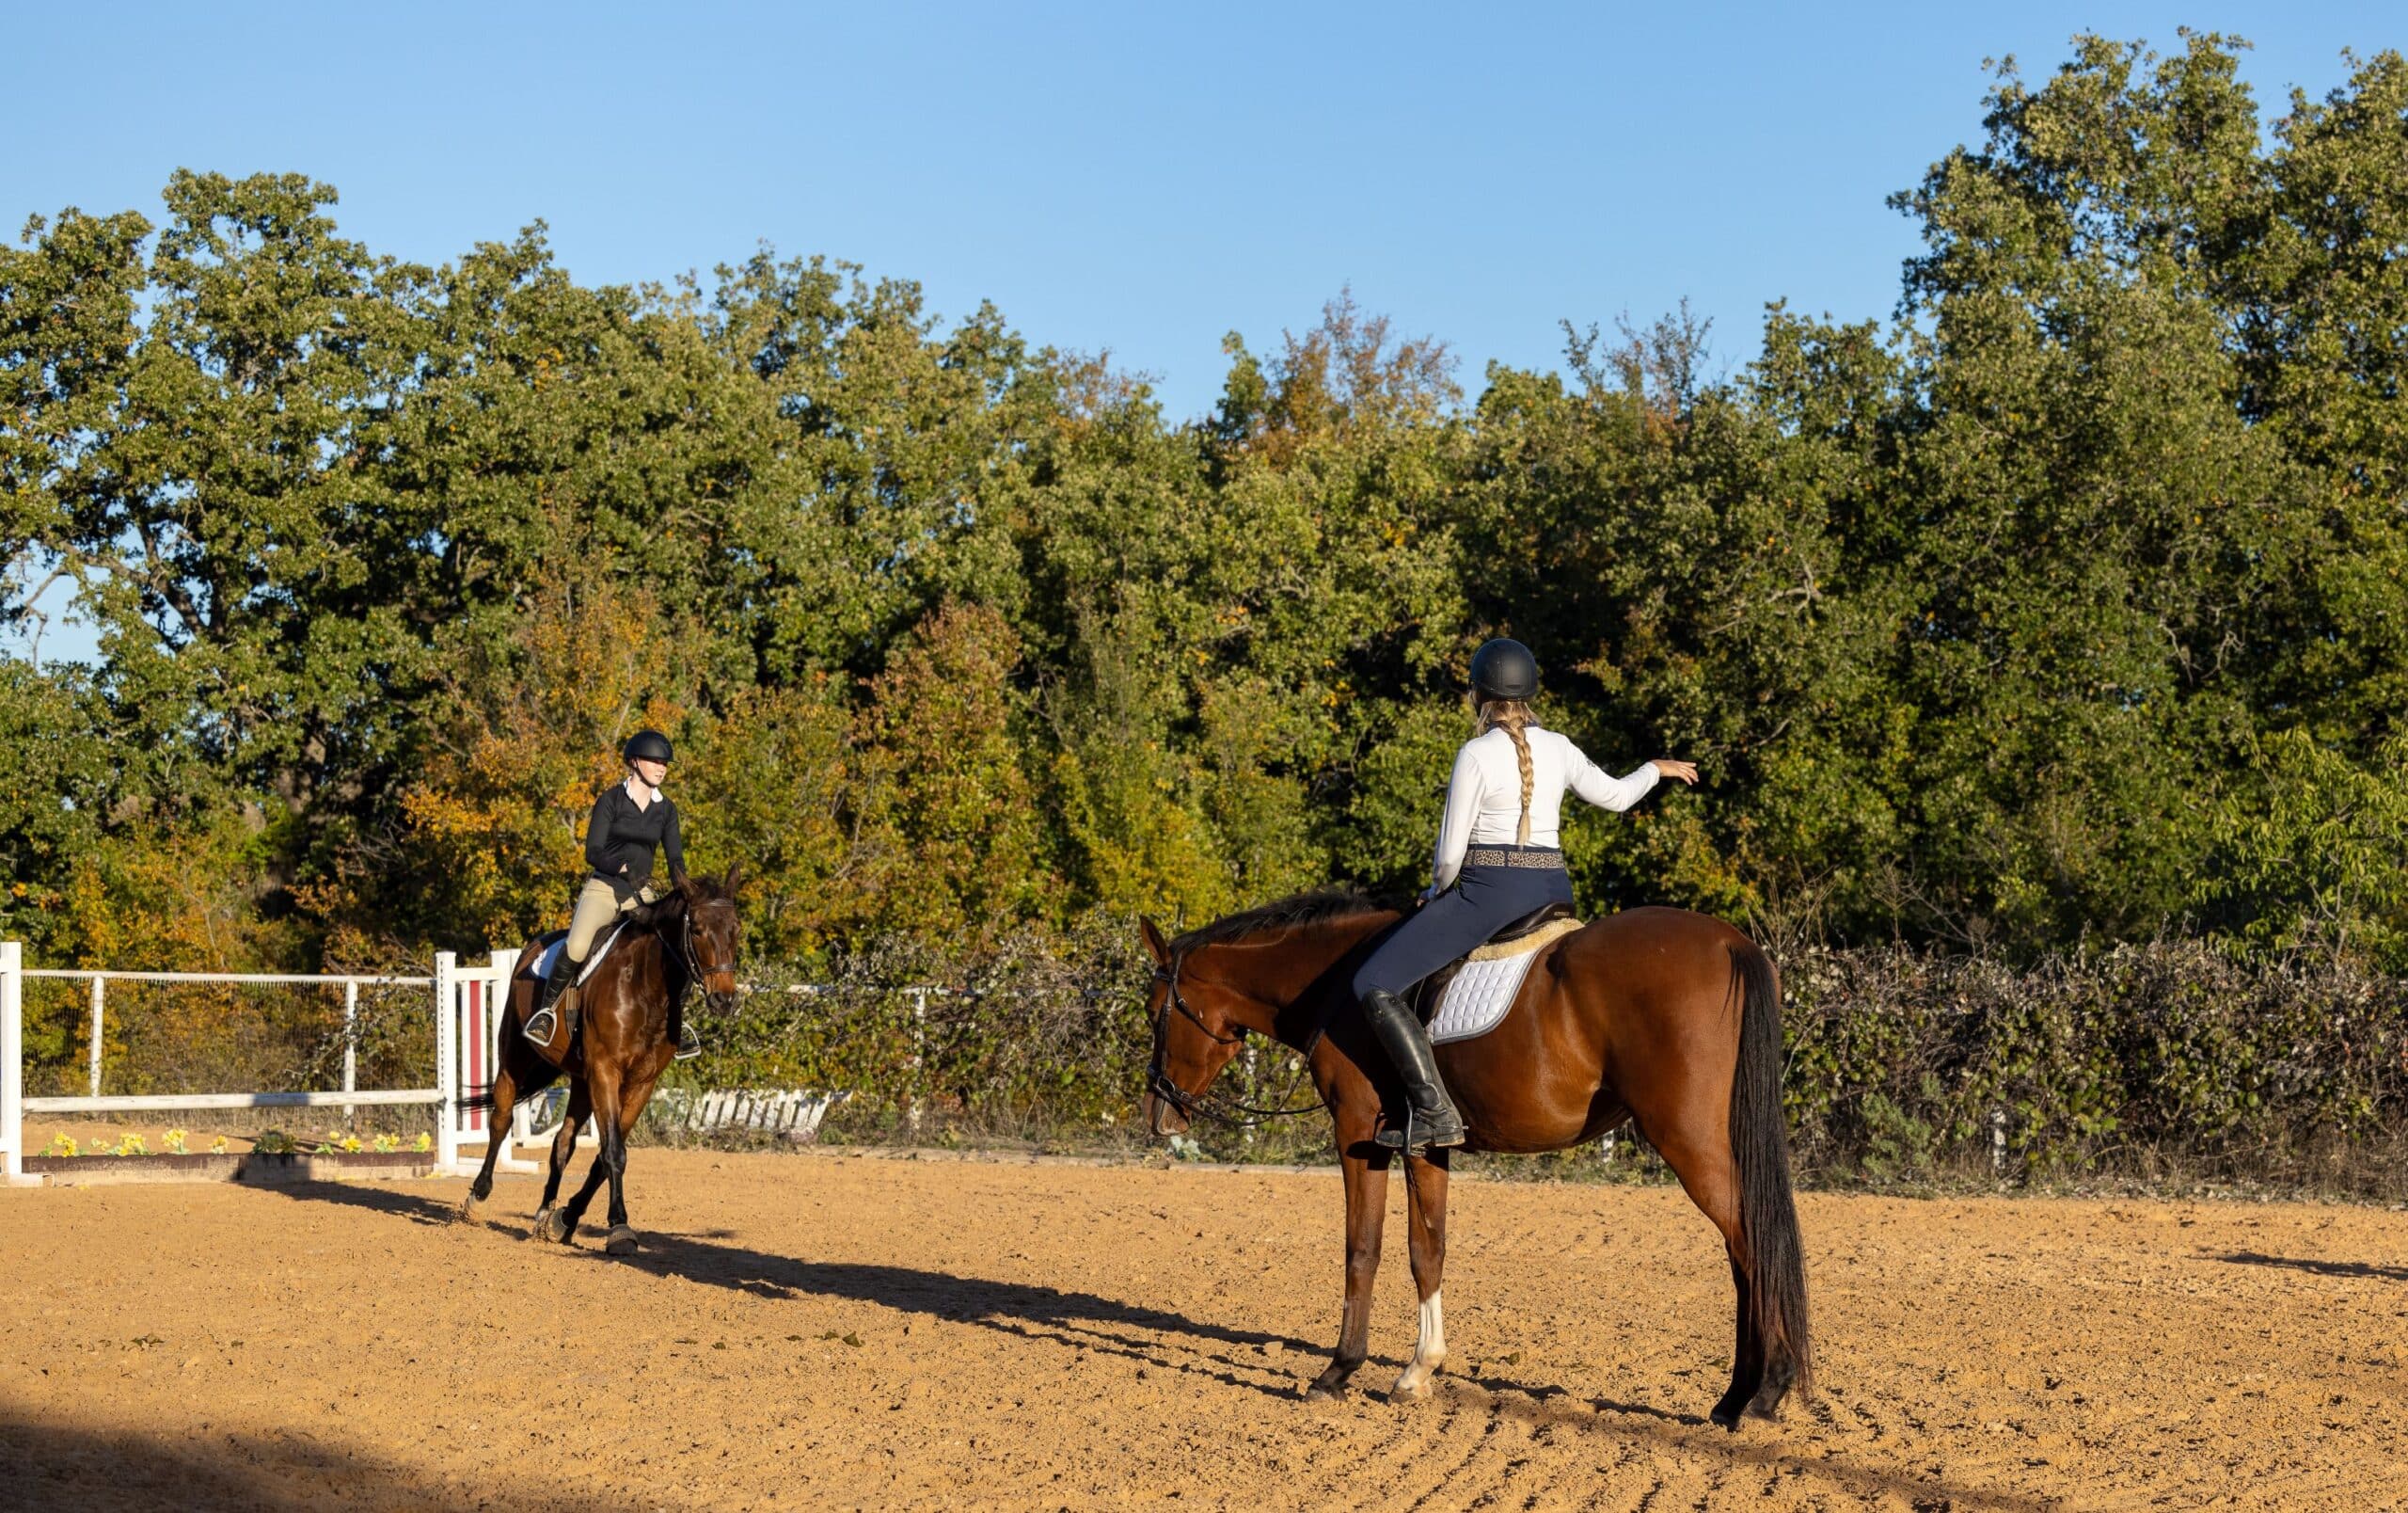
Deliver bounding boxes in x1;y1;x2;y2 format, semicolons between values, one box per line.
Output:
1169;889;1394;955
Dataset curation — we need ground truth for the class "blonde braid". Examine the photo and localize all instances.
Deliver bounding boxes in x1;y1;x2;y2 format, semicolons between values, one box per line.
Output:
1478;698;1537;847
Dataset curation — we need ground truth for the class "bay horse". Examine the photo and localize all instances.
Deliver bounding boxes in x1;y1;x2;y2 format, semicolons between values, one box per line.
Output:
456;868;744;1253
1138;893;1809;1427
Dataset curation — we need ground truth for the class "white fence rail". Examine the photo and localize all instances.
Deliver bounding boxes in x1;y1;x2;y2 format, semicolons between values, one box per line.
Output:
0;947;538;1185
0;943;884;1187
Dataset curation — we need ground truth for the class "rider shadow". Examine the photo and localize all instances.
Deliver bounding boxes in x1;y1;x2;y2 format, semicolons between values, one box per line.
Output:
256;1178;1323;1400
2209;1250;2408;1282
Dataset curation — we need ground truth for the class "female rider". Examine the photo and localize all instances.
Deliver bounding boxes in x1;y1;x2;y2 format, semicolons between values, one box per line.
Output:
522;728;702;1059
1352;639;1697;1152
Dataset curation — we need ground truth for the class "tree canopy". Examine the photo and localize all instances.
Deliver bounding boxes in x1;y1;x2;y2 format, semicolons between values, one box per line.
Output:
6;35;2405;974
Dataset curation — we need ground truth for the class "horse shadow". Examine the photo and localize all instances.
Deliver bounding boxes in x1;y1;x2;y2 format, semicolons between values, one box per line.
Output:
261;1180;2052;1510
257;1179;1323;1399
2209;1250;2408;1282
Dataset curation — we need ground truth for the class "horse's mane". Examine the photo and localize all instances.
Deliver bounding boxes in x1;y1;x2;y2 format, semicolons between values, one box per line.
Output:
1168;889;1394;955
631;872;737;930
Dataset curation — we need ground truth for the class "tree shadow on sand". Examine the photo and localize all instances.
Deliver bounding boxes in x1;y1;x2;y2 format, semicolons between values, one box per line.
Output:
263;1179;2052;1512
0;1409;658;1513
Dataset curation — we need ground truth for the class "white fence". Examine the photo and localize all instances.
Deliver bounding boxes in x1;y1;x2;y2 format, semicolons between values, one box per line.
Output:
0;945;558;1186
0;944;882;1187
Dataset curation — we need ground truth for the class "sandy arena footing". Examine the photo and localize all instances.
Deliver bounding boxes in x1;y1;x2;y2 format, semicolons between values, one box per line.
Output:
4;1148;2405;1509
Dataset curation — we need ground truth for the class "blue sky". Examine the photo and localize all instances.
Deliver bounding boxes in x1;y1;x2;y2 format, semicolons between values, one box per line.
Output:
8;1;2397;661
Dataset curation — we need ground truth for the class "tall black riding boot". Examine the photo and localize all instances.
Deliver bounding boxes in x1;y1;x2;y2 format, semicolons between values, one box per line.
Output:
523;951;577;1048
1361;989;1467;1152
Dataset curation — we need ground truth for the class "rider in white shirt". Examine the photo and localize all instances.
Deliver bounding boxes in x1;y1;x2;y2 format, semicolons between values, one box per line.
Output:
1351;639;1697;1152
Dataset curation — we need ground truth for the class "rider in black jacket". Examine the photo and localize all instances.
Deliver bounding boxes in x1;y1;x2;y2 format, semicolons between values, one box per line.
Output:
522;730;700;1059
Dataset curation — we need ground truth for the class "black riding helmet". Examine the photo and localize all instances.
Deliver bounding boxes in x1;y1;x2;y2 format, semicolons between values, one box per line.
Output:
622;729;674;765
1469;638;1540;703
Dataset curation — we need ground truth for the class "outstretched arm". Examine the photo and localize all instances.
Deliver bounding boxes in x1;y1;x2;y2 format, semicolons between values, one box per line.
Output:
1565;746;1693;811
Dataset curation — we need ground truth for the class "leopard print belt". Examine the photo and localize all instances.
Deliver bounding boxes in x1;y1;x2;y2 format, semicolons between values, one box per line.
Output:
1461;846;1567;870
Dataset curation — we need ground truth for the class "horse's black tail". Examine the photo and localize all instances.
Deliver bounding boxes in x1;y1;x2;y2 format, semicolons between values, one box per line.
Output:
458;1085;498;1114
1730;941;1813;1407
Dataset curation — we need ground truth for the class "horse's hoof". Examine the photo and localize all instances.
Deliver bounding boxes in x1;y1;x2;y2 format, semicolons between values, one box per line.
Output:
533;1207;573;1244
1709;1402;1743;1432
452;1194;484;1223
1386;1374;1434;1404
605;1225;640;1256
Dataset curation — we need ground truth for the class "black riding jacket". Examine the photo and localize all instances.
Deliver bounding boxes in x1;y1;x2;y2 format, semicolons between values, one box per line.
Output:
585;782;687;900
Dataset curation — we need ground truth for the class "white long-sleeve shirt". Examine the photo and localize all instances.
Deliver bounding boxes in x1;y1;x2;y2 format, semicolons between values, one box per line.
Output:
1429;726;1658;891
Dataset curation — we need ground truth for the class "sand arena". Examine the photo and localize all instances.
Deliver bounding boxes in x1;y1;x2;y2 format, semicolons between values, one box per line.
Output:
5;1148;2405;1510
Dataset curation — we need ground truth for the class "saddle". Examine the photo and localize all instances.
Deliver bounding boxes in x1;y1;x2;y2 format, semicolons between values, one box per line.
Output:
522;922;630;1067
1410;901;1580;1024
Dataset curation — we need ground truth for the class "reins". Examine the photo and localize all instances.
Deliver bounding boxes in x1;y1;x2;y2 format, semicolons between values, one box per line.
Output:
1147;955;1325;1126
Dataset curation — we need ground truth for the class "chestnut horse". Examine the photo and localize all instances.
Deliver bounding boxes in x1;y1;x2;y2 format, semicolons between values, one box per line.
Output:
456;868;743;1254
1138;893;1809;1427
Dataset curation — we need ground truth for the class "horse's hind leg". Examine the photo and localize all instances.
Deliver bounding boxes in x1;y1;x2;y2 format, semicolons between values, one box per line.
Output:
533;1082;592;1244
456;1059;521;1221
1643;1112;1763;1429
1389;1148;1451;1402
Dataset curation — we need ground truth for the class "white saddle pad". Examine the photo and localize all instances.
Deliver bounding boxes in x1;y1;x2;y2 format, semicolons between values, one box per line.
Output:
1426;918;1583;1044
531;923;625;988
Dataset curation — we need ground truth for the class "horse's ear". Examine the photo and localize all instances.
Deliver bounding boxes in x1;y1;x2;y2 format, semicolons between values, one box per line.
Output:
1139;916;1169;964
721;861;743;899
676;872;702;901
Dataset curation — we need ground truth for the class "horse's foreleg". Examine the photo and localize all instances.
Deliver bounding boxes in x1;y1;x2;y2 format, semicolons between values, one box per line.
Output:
562;1064;625;1250
599;1072;657;1257
1389;1148;1450;1402
1307;1149;1389;1400
532;1082;592;1244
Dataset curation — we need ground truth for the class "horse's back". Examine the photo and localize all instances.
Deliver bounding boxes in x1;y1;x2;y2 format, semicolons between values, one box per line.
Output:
1558;906;1755;984
1440;906;1761;1152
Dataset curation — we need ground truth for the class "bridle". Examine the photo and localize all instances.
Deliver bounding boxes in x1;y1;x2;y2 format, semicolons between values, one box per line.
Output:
672;896;738;1009
1146;952;1323;1127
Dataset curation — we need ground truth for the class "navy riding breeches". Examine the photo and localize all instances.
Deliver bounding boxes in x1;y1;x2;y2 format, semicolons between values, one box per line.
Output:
1351;849;1575;999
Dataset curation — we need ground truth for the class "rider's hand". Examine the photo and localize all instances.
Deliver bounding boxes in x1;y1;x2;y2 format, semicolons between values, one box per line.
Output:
1653;758;1700;786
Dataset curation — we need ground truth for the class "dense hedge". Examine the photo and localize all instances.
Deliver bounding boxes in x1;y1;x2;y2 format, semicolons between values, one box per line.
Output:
656;930;2408;1196
1781;942;2408;1193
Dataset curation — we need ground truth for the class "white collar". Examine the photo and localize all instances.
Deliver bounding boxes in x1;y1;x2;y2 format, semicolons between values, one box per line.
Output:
625;775;660;808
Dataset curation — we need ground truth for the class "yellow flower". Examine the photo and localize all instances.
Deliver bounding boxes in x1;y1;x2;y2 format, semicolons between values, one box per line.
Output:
209;1137;229;1155
44;1134;76;1157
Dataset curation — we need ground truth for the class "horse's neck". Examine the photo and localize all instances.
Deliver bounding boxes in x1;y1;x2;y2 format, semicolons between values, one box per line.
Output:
1212;915;1394;1044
